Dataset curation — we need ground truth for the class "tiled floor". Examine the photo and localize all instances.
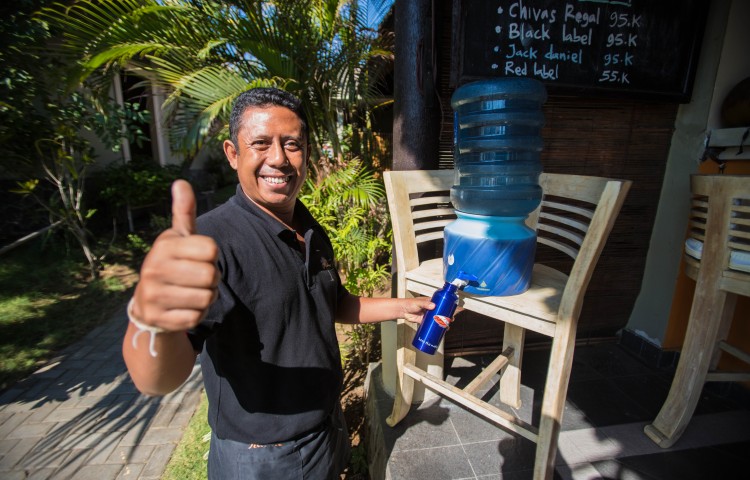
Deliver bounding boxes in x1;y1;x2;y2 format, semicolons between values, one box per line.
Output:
365;341;750;479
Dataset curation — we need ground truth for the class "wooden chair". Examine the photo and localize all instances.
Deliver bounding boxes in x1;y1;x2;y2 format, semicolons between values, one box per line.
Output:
383;169;631;480
644;174;750;448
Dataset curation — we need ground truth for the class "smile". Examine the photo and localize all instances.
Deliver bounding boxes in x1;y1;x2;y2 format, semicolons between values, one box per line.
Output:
261;175;292;185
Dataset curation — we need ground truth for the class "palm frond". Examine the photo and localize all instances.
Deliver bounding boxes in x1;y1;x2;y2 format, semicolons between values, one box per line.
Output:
44;0;395;169
152;61;271;152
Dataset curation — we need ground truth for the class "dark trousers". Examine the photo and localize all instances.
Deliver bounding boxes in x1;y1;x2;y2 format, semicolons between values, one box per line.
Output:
207;405;351;480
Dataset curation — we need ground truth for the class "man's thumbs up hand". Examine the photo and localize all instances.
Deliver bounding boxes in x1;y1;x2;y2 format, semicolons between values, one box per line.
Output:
131;180;220;332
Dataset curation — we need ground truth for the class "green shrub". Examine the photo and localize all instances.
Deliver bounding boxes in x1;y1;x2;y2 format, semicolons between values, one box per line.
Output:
100;158;181;209
300;159;391;366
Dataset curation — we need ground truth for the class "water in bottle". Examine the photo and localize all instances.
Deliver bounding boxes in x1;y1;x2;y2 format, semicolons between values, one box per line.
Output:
450;77;546;217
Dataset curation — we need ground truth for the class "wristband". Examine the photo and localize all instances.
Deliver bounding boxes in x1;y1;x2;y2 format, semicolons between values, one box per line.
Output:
128;298;165;357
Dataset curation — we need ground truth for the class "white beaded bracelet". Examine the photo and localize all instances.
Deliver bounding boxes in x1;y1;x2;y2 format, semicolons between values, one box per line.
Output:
128;298;165;357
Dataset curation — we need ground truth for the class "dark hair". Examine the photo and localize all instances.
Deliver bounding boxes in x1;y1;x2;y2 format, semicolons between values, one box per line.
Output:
229;88;308;146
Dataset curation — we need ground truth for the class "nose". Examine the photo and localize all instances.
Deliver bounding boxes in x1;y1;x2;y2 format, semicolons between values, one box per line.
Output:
265;140;289;167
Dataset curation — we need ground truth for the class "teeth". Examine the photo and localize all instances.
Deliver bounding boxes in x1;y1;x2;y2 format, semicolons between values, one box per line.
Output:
262;176;289;185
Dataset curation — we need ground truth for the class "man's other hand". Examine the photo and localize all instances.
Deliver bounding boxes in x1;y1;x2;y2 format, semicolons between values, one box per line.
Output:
400;297;436;324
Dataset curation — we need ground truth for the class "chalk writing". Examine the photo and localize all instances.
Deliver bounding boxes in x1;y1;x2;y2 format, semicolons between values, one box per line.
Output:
458;0;708;100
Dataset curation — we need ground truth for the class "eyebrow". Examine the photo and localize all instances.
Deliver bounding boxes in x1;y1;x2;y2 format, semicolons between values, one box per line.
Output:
244;134;304;141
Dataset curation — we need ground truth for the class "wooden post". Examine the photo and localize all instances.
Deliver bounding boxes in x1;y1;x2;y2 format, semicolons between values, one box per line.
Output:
392;0;440;171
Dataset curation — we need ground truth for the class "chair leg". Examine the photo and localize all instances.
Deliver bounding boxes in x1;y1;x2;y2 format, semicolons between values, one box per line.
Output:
386;318;418;427
710;293;737;370
500;323;525;409
535;412;562;480
644;290;735;448
534;324;577;480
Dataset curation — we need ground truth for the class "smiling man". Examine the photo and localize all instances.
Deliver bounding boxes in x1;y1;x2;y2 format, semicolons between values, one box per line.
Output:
122;88;434;480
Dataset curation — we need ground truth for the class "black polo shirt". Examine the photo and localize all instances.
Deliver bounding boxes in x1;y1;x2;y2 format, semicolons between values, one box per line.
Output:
190;185;347;444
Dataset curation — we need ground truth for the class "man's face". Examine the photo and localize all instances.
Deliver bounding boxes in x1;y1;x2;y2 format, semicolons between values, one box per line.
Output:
224;106;308;219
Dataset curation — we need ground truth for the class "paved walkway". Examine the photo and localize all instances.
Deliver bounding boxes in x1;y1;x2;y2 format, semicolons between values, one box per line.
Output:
0;302;203;480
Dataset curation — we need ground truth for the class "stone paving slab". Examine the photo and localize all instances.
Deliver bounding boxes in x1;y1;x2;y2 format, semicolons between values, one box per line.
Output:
0;303;203;479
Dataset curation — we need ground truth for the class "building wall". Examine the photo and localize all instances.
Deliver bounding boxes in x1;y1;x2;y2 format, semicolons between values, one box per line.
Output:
626;0;748;346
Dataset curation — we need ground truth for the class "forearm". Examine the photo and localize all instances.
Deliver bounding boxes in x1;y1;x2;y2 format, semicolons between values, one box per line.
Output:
122;322;197;396
336;295;412;324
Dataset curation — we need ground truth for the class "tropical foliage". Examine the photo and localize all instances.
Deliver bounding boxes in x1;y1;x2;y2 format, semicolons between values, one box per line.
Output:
300;157;390;364
0;0;54;170
11;92;151;279
39;0;394;176
301;159;390;295
1;0;153;279
100;156;181;232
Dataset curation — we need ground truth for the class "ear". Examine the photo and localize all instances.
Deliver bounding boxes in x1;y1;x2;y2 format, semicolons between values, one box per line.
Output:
224;139;239;170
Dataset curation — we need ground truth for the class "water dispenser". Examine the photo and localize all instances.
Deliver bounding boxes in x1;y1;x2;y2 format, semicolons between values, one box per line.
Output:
444;78;547;296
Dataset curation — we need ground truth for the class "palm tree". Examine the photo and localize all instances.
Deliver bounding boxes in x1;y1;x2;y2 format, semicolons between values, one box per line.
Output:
40;0;394;179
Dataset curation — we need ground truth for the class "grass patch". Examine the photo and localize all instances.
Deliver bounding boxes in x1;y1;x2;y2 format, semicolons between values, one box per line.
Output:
163;391;211;480
0;239;138;390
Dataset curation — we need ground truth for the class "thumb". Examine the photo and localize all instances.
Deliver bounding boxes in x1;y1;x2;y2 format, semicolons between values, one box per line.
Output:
171;179;197;236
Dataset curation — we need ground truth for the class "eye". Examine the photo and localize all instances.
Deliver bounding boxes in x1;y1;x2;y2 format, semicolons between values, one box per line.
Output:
249;139;270;150
284;140;302;152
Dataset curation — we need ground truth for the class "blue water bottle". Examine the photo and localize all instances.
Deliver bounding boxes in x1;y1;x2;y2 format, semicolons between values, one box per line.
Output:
412;272;476;355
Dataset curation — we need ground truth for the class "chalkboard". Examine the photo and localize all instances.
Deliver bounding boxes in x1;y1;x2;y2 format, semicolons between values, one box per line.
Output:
452;0;709;101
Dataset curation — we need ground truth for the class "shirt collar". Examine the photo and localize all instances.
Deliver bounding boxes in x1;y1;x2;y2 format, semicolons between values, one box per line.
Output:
231;183;317;238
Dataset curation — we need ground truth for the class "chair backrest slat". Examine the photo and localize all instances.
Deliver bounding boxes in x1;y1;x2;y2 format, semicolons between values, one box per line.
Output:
537;223;585;247
412;208;455;221
411;195;452;207
541;200;594;219
537;236;579;260
730;229;750;241
535;174;621;262
729;240;750;253
414;219;455;234
415;231;447;244
384;169;454;272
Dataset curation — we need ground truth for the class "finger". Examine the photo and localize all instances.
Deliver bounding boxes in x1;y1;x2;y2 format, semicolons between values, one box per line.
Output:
171;179;197;237
136;286;217;328
145;258;220;289
158;308;210;331
419;299;436;311
151;233;219;263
